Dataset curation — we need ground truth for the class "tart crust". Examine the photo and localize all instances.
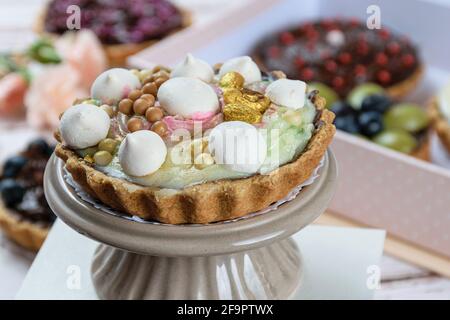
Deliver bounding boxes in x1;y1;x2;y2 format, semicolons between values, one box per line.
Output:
0;201;49;251
385;65;424;100
55;99;335;224
34;7;192;66
429;98;450;153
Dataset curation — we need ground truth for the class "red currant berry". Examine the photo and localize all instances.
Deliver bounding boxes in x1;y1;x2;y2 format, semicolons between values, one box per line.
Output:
378;29;390;40
332;76;345;88
267;46;281;58
338;52;352;64
387;42;401;55
294;57;305;67
301;68;314;80
375;53;388;66
325;60;338;72
401;54;415;67
357;42;369;56
377;70;391;84
280;32;295;45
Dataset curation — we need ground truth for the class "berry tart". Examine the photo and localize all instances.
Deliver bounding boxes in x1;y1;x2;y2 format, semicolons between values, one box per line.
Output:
252;18;423;100
37;0;190;66
54;55;336;224
329;83;430;160
429;81;450;153
0;139;56;251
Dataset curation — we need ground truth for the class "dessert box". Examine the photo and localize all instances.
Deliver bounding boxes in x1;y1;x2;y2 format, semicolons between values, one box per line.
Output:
128;0;450;261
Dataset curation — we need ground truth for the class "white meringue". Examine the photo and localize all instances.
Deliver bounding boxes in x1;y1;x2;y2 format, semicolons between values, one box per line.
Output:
59;104;110;149
118;130;167;177
219;56;262;85
171;54;214;83
265;79;306;109
208;121;267;174
157;77;219;118
91;68;141;104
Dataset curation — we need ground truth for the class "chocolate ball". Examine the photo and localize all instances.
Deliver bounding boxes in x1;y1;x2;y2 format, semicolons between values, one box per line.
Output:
127;117;144;132
118;99;133;115
145;107;163;122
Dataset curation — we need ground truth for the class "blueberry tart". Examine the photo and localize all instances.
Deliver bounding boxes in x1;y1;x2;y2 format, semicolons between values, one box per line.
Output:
0;139;56;251
37;0;191;66
54;55;335;224
252;18;422;100
329;83;430;160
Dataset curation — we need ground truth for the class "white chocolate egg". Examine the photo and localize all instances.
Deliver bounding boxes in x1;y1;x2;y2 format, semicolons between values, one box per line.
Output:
219;56;262;85
157;77;219;118
171;54;214;83
208;121;267;173
118;130;167;177
91;68;141;104
265;79;306;109
60;104;110;149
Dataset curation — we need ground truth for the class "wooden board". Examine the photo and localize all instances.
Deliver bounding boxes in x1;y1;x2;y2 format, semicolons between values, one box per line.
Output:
316;211;450;279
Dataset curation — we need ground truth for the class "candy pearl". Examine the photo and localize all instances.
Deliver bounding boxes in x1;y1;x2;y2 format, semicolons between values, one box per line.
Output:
151;121;168;137
93;151;113;166
98;138;118;154
142;82;158;96
133;98;151;115
127;117;144;132
119;99;133;115
128;89;142;101
145;107;163;122
100;104;114;118
326;30;345;47
140;94;155;106
154;76;168;88
194;153;215;170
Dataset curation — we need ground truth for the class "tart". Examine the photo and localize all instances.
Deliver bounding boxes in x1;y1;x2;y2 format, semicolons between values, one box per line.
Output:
252;18;422;100
55;55;335;224
329;83;430;160
429;82;450;153
0;139;56;251
37;0;191;66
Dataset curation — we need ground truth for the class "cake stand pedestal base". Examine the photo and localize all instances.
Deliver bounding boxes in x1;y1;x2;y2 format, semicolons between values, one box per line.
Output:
92;239;301;300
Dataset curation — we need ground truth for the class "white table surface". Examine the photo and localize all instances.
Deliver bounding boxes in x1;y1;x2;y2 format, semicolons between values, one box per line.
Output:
16;220;386;300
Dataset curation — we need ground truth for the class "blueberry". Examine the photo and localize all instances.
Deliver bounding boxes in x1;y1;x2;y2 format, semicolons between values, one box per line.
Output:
27;138;52;156
0;179;26;208
361;94;391;113
331;101;355;117
334;113;360;134
358;111;384;137
2;156;27;178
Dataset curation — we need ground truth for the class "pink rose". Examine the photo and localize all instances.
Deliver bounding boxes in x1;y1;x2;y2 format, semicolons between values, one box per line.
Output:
0;73;28;117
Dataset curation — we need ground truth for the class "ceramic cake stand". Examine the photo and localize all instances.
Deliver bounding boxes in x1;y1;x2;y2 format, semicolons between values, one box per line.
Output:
44;150;337;300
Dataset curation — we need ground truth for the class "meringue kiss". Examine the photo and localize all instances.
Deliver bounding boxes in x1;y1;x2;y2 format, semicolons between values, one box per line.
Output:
170;54;214;83
91;68;141;104
265;79;306;109
60;104;110;149
157;77;219;118
208;121;267;173
219;56;262;85
118;130;167;177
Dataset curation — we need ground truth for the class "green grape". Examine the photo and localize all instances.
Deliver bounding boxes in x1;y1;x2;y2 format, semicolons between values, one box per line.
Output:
383;103;429;133
373;129;417;154
308;82;339;109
